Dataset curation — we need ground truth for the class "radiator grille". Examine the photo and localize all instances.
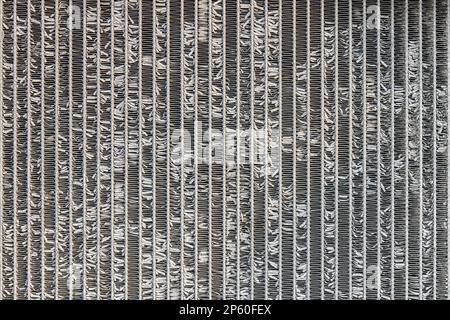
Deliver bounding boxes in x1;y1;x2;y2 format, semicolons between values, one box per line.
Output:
0;0;449;300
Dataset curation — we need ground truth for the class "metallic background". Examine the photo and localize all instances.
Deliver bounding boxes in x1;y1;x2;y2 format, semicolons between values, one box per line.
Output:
0;0;448;299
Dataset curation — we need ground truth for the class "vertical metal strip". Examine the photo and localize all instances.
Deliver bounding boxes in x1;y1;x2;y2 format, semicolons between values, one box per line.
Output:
264;0;268;300
152;0;156;300
348;0;352;300
293;0;297;299
390;0;395;300
153;0;168;299
382;0;394;301
180;0;194;299
180;0;185;300
208;0;213;299
250;0;255;300
138;0;147;299
419;0;423;300
335;0;339;300
320;0;325;299
168;0;182;299
194;0;199;299
128;0;144;299
417;0;428;299
435;0;449;300
152;0;156;299
448;0;450;300
0;0;3;300
306;0;311;300
322;0;337;299
266;0;281;299
252;0;264;300
362;0;367;299
405;0;409;299
308;0;323;299
165;0;170;298
13;0;18;299
432;0;437;300
210;0;226;299
392;0;407;300
96;0;102;299
138;0;144;300
82;0;87;299
377;0;382;301
0;0;3;302
237;0;252;298
278;0;283;299
222;0;227;300
293;0;308;299
124;0;129;299
60;0;72;298
140;0;153;300
110;0;115;299
40;0;45;299
54;0;60;299
237;0;252;299
336;0;351;299
68;0;74;300
199;0;212;297
280;0;294;299
26;0;32;300
235;0;240;299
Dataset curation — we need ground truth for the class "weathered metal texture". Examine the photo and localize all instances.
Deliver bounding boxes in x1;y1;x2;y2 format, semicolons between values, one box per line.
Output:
0;0;448;300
